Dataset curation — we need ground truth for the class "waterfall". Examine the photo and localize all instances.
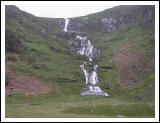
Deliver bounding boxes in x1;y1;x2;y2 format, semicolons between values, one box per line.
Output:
76;35;94;61
64;18;70;32
80;63;89;85
63;18;109;96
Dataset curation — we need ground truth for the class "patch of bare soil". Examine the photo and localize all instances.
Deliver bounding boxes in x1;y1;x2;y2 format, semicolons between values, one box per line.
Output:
114;43;151;88
5;68;51;96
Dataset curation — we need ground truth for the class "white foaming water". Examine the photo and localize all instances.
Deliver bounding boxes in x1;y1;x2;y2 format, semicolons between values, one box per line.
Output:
64;19;94;60
89;58;93;62
80;62;109;96
64;18;69;32
76;35;87;40
63;18;109;96
89;70;98;86
76;35;94;61
80;63;89;85
80;63;98;86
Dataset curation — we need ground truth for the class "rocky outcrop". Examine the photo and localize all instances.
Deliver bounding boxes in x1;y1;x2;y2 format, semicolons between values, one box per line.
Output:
6;5;60;38
101;17;117;32
59;5;155;33
142;5;155;23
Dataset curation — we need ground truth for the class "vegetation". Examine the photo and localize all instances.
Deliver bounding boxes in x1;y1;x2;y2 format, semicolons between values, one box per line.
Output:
6;93;154;118
5;29;24;53
5;5;155;118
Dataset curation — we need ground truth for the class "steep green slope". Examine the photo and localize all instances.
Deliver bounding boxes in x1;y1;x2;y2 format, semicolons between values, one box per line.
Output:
5;5;85;95
67;5;155;100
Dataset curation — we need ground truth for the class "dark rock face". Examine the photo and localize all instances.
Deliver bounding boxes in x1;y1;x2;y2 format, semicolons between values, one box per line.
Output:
5;29;24;53
142;5;155;23
101;12;134;32
101;17;117;32
6;5;61;39
61;6;155;33
67;18;89;32
5;5;24;19
57;19;65;31
5;5;35;22
64;32;81;54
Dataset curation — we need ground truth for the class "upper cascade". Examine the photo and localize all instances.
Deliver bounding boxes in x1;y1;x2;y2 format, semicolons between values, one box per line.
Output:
63;18;98;61
64;18;70;32
76;35;94;61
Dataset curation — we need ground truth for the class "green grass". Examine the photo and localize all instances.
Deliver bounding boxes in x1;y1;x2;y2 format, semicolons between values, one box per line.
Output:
6;18;84;83
6;92;154;118
5;5;155;118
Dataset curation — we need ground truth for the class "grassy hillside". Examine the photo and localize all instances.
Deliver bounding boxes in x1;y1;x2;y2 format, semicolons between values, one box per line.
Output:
5;5;84;84
69;5;155;100
5;5;155;118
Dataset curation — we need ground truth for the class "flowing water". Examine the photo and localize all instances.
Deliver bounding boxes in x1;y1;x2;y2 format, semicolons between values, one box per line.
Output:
64;18;70;32
63;18;109;96
76;35;94;61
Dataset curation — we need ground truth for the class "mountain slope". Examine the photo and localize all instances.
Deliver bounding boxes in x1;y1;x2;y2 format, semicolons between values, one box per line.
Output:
5;5;155;118
64;5;155;99
5;5;155;98
5;5;85;95
67;5;154;33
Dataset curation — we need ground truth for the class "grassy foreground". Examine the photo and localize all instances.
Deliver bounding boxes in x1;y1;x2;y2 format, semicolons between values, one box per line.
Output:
6;84;154;118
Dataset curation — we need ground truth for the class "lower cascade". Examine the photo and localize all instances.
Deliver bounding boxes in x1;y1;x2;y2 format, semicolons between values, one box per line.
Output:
63;18;109;96
80;62;109;96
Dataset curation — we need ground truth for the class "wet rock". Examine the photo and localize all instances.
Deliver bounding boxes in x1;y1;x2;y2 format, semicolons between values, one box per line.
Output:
80;89;109;96
101;17;117;32
80;86;110;96
143;5;155;23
